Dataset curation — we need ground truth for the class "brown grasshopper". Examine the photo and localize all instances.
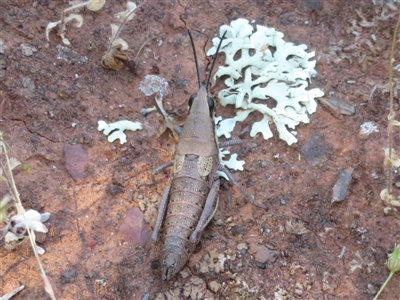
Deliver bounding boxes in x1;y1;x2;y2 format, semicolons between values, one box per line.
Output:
152;30;267;281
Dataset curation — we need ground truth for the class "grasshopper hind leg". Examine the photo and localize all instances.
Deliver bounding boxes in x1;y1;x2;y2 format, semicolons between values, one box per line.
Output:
218;165;268;210
189;179;220;244
152;184;171;241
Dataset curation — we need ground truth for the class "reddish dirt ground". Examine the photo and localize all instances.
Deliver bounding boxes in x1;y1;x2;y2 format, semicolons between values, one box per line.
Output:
1;0;400;299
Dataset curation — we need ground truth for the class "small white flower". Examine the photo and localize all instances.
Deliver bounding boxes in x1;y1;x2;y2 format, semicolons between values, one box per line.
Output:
11;209;50;233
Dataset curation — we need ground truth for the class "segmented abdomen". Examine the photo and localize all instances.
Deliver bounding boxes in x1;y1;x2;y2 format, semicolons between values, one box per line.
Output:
161;156;210;269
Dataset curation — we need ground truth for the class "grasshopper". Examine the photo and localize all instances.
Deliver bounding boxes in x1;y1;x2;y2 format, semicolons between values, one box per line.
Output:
152;30;267;281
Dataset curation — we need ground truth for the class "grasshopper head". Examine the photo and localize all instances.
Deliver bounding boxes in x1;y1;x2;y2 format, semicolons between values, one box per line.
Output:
188;85;215;118
161;252;180;280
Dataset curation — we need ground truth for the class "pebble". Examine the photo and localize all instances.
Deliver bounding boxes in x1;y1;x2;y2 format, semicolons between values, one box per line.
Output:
35;232;47;244
249;243;279;265
367;284;377;294
142;293;149;300
57;45;88;64
332;168;353;203
208;281;222;293
60;269;77;283
300;133;331;166
20;76;35;95
63;144;88;179
179;269;190;279
237;242;248;251
0;38;4;54
119;207;151;246
20;43;37;56
138;200;146;211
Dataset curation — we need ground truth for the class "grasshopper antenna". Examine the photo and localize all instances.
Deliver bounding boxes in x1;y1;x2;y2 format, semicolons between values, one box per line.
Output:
187;30;201;89
205;30;227;90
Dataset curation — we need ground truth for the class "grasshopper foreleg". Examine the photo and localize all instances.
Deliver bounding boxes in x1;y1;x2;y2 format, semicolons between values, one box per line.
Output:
189;179;220;244
151;184;171;241
137;161;173;187
218;139;243;148
218;165;268;210
152;161;173;178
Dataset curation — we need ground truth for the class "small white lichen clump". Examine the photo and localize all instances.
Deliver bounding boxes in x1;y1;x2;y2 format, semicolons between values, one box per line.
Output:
98;120;142;144
207;19;324;145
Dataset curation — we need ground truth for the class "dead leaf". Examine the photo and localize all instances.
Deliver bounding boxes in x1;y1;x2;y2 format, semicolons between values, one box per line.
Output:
319;96;355;118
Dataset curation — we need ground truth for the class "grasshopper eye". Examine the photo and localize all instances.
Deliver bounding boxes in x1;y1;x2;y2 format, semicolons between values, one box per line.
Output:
188;94;196;109
207;96;215;116
207;96;214;110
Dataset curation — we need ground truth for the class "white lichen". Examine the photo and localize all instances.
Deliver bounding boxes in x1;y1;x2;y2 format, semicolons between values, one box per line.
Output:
360;121;379;135
98;120;143;144
208;19;324;145
219;148;245;171
139;75;168;98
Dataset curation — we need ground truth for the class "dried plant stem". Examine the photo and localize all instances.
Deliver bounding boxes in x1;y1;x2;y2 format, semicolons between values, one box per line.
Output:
134;35;157;61
0;134;56;300
108;1;147;52
387;7;400;195
60;1;90;27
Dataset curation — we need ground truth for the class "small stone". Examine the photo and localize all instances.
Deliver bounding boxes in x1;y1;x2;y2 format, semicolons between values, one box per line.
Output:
208;281;222;293
249;243;279;266
119;207;151;246
20;43;37;56
301;133;331;166
367;284;377;294
172;77;187;89
191;277;203;286
295;282;303;290
294;289;303;296
259;160;270;168
0;55;6;79
57;45;88;64
35;232;47;244
63;144;88;180
60;269;77;283
20;76;35;95
179;269;190;279
237;243;248;251
302;0;322;10
0;38;5;54
332;168;353;203
138;200;146;211
231;225;246;236
142;293;149;300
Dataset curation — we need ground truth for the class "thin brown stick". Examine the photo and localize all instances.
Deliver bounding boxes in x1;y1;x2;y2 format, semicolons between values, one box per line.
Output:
387;7;400;195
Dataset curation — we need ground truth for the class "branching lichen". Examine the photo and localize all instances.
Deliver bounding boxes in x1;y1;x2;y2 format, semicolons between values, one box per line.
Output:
207;19;324;145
